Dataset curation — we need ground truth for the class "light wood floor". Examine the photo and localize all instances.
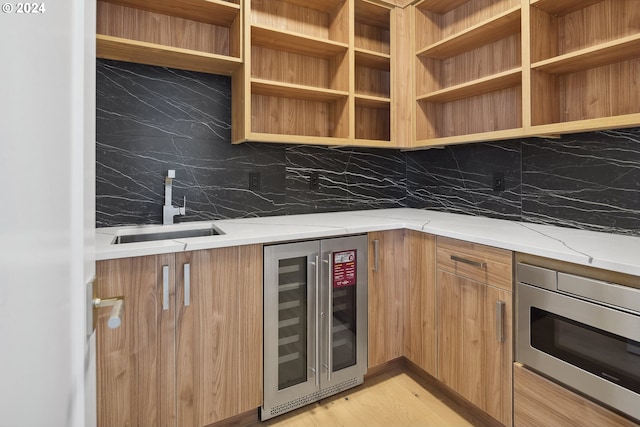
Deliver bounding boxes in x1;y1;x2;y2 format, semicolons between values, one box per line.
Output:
254;367;493;427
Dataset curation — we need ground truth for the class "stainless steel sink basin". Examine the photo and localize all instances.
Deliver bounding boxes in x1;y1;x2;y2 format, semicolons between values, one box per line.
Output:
112;225;224;244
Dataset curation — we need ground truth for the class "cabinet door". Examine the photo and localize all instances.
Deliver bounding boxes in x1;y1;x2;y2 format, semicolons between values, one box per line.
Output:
437;270;485;408
405;230;436;376
368;230;406;368
437;269;513;426
175;245;262;427
485;285;512;427
95;254;176;427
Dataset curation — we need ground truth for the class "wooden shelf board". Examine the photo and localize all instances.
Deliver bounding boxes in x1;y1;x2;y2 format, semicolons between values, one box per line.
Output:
530;114;640;136
251;78;349;102
352;139;395;147
355;0;391;28
240;132;397;148
417;6;521;59
417;68;522;103
415;0;470;14
274;0;345;14
355;94;391;109
99;0;240;27
413;128;525;148
530;0;603;16
251;25;348;58
96;34;241;75
243;132;352;145
532;34;640;75
355;48;391;71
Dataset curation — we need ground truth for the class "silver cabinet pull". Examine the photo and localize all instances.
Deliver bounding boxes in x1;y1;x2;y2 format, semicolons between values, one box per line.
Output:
450;254;487;269
496;300;505;343
372;239;380;272
162;265;169;310
184;263;191;307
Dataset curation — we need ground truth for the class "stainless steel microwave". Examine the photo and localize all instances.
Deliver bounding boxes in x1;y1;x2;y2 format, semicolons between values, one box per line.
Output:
516;262;640;422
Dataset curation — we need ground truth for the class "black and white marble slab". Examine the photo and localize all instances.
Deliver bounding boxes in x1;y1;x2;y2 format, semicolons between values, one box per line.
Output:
97;60;232;140
96;59;640;237
96;60;287;226
406;141;522;220
521;130;640;236
285;145;406;215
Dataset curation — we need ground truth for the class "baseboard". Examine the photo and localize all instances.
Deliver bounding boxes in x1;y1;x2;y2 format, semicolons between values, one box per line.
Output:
206;408;260;427
364;357;405;379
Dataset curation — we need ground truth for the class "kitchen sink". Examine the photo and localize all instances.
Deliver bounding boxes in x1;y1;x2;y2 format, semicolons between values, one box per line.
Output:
112;225;224;244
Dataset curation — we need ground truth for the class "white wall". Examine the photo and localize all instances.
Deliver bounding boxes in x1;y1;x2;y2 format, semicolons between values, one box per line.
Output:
0;1;95;426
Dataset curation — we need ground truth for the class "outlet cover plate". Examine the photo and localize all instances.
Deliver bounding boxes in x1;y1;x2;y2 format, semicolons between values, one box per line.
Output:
249;172;261;191
309;172;320;190
492;172;505;192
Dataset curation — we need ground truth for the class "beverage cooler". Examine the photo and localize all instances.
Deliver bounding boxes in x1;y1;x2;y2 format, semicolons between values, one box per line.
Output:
261;235;368;420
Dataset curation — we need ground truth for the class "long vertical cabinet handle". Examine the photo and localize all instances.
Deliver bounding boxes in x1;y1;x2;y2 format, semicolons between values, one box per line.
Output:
325;255;333;383
372;239;379;272
183;263;191;307
162;265;170;310
314;255;320;389
496;301;505;343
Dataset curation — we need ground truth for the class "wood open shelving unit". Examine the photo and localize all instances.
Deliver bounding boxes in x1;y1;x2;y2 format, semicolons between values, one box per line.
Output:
354;0;392;144
231;0;396;147
529;0;640;135
95;0;640;148
413;0;524;147
235;0;351;144
96;0;242;75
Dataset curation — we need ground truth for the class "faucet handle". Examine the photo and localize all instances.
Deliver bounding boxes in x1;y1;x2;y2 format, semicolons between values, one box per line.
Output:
168;169;176;179
179;196;186;215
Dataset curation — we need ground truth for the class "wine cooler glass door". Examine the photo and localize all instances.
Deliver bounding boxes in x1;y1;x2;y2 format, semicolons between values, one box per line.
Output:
264;241;319;408
320;235;368;387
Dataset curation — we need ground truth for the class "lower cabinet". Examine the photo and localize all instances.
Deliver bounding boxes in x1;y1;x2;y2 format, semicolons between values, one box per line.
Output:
95;245;263;427
367;232;513;426
514;363;638;427
367;230;406;368
436;237;513;427
405;230;436;377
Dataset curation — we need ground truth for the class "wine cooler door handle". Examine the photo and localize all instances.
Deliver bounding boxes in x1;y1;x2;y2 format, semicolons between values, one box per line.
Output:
162;265;169;310
183;263;191;307
325;255;332;383
314;255;320;388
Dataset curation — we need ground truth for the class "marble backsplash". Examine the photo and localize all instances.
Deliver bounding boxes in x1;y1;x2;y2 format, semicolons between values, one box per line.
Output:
96;59;640;237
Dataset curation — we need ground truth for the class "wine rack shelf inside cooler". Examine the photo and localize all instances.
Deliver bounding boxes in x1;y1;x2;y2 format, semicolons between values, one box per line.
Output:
277;257;309;390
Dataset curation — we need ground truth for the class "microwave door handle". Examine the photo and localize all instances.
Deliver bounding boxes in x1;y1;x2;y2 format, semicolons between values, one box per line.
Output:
496;300;505;343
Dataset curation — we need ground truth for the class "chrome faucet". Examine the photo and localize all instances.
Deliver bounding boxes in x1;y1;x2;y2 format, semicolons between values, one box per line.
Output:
163;169;186;225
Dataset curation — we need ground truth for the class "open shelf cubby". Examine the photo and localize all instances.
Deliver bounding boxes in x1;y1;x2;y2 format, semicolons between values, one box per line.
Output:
96;0;242;75
413;0;523;144
354;0;392;142
246;0;350;140
530;0;640;128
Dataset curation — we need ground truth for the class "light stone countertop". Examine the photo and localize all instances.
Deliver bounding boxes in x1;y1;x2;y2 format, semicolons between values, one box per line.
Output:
96;208;640;276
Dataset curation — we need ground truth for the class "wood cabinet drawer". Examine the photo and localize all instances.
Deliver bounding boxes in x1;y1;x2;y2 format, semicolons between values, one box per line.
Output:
436;236;512;291
514;363;638;427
